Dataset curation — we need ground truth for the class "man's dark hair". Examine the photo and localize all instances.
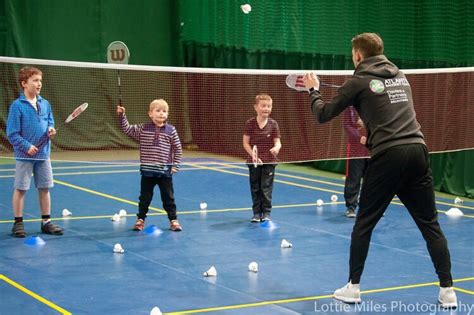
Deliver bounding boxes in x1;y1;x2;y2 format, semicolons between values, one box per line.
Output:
351;33;384;58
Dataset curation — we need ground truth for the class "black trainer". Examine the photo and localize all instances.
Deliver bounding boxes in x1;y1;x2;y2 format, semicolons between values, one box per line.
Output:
250;214;261;223
41;221;64;235
261;213;272;221
12;221;26;238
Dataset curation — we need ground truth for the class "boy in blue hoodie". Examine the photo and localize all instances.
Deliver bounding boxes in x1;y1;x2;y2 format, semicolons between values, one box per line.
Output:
7;66;64;237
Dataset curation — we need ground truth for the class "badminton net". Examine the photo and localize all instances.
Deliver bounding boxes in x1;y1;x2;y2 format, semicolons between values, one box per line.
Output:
0;57;473;166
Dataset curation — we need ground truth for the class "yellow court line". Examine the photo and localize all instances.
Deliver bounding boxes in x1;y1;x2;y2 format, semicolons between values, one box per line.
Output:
0;202;336;224
165;277;474;314
187;163;474;218
188;163;342;194
216;162;474;210
53;179;166;214
214;162;346;188
0;274;71;315
454;287;474;295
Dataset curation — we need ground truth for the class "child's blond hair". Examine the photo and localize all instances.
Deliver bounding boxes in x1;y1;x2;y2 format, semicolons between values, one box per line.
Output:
255;93;272;105
149;99;169;111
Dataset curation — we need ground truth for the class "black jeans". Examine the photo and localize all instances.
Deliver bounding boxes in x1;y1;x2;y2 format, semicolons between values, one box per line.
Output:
344;158;369;211
248;164;276;214
137;175;177;221
349;144;453;287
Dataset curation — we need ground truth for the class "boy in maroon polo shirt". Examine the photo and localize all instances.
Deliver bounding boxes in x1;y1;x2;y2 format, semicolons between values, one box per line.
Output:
243;94;281;222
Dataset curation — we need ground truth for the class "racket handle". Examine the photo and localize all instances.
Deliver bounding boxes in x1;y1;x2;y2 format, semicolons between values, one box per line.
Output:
35;128;57;149
35;135;49;149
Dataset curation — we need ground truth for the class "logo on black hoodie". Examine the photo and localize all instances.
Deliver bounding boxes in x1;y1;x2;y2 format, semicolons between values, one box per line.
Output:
369;80;385;94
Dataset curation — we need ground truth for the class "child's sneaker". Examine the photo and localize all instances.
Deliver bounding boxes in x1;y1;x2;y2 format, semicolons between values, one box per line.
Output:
250;214;261;223
132;219;145;231
334;282;361;303
170;220;182;232
41;221;64;235
261;213;272;221
12;221;26;238
438;287;457;308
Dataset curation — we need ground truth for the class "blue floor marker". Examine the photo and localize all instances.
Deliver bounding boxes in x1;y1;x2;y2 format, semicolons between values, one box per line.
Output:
24;235;46;246
143;225;164;235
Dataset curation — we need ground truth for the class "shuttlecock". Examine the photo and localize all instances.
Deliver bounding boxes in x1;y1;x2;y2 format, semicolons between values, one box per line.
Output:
113;243;124;253
316;199;324;206
150;306;162;315
446;207;464;217
203;266;217;277
62;209;72;216
111;213;121;221
331;195;338;202
118;209;127;217
200;202;208;210
281;239;293;248
454;197;463;204
248;261;258;272
241;4;252;14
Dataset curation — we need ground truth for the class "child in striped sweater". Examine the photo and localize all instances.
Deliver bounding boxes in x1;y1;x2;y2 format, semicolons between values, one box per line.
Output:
117;99;183;231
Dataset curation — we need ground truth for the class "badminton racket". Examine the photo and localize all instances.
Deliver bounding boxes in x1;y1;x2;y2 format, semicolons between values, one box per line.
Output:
252;145;261;168
36;102;89;148
285;73;341;92
107;41;130;106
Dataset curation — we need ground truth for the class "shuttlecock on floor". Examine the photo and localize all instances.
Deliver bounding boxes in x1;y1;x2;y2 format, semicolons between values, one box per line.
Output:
241;4;251;14
113;243;124;253
111;213;121;221
281;239;293;248
446;207;464;217
454;197;463;204
331;195;338;202
248;261;258;273
118;209;127;217
62;209;72;216
203;266;217;277
316;199;324;206
200;202;208;210
150;306;162;315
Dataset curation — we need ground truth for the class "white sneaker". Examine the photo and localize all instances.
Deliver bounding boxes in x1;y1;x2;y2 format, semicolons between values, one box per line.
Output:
438;287;457;308
334;282;361;303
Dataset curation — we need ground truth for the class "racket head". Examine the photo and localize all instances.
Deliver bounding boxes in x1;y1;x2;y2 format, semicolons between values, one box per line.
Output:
107;41;130;64
65;103;88;123
285;73;307;92
252;145;258;168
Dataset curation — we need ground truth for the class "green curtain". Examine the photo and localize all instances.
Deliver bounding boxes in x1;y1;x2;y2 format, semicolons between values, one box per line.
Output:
180;0;474;68
179;0;474;197
0;0;180;65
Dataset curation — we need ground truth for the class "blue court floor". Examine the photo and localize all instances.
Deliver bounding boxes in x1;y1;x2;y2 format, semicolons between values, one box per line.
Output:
0;159;473;314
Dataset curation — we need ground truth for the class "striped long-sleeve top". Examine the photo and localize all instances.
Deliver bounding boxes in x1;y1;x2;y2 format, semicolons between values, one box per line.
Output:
119;113;182;177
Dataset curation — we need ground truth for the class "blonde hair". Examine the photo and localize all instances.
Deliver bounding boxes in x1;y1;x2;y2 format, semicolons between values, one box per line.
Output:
255;93;272;105
149;99;169;111
351;33;384;58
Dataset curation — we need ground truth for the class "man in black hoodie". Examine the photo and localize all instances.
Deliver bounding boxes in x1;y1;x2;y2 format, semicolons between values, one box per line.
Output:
303;33;457;308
